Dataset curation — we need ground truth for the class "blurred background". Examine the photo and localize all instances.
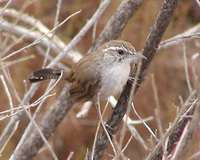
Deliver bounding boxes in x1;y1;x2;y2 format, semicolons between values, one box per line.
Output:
0;0;200;159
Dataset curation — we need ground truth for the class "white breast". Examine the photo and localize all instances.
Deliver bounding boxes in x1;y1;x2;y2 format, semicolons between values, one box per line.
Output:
99;61;130;99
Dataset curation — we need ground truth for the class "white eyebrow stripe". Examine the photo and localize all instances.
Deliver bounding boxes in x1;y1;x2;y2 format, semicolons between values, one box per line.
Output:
103;46;129;52
122;44;135;53
121;45;127;51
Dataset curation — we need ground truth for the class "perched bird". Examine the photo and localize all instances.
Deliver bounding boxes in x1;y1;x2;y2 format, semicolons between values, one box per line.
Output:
29;40;146;104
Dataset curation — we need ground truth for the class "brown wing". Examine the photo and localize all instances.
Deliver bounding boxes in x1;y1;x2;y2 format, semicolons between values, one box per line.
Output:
65;53;101;102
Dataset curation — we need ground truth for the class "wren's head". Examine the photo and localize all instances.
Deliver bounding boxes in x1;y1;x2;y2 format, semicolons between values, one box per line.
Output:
97;40;145;65
94;40;146;99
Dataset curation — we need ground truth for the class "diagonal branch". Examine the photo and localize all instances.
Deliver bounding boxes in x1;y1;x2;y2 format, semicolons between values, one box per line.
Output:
85;0;180;159
9;0;112;159
9;0;146;159
146;93;197;160
89;0;146;52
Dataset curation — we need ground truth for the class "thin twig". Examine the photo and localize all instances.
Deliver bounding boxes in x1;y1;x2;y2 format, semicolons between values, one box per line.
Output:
2;0;35;51
47;0;111;68
158;23;200;50
86;0;180;159
132;103;158;142
183;43;193;93
0;0;12;15
118;59;142;155
0;8;79;152
8;1;112;159
151;74;164;137
66;152;74;160
0;75;14;116
11;72;64;159
43;0;63;68
2;10;81;61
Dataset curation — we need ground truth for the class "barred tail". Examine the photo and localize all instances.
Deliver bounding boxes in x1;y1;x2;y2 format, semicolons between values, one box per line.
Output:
28;68;63;83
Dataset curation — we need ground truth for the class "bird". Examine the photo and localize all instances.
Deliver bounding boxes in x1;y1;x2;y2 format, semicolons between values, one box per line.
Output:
29;40;146;104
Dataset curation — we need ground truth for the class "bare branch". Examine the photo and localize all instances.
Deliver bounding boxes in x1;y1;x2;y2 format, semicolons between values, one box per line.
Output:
8;1;112;159
158;23;200;50
85;0;180;159
2;0;199;159
89;0;146;52
171;100;199;160
146;93;197;160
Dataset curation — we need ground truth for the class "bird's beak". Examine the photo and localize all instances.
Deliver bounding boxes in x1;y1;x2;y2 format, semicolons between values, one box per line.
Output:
133;52;147;59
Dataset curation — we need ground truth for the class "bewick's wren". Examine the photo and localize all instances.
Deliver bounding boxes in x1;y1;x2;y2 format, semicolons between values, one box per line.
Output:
29;40;146;103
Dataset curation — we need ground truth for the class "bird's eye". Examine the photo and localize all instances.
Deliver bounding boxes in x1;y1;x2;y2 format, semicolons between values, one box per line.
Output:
117;49;124;55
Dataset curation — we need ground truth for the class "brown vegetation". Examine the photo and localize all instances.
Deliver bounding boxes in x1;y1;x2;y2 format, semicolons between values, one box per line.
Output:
0;0;200;160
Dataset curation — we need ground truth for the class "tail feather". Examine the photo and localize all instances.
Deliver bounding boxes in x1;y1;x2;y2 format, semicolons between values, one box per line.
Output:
28;68;63;83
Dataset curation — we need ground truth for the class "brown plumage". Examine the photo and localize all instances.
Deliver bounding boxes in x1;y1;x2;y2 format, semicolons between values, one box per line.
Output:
29;40;146;103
